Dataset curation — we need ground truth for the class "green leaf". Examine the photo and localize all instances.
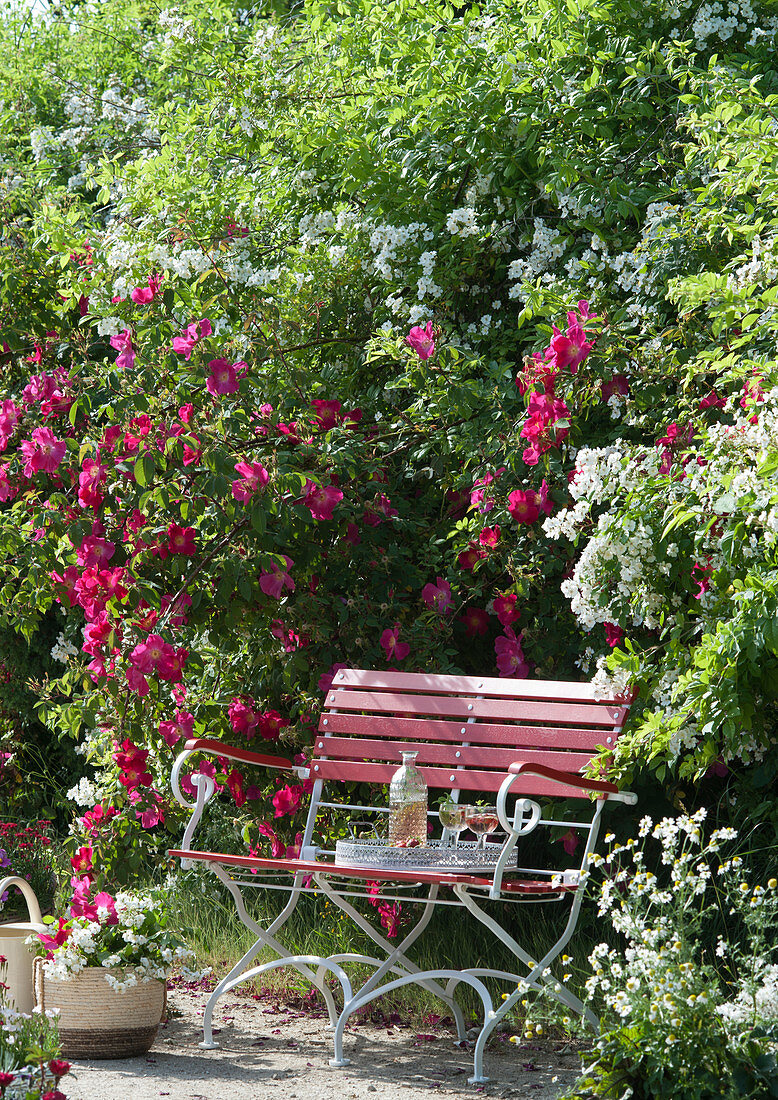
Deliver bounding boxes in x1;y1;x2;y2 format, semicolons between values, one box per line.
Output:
661;508;698;539
757;455;778;478
250;506;266;535
133;454;155;488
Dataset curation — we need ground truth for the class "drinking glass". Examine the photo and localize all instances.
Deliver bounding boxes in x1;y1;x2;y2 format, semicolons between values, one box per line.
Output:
347;820;384;841
464;806;500;851
438;800;469;848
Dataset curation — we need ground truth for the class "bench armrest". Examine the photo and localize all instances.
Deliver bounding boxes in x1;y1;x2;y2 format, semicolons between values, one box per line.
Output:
171;739;298;812
170;739;303;863
182;738;296;772
507;760;636;802
508;761;616;796
490;793;542;900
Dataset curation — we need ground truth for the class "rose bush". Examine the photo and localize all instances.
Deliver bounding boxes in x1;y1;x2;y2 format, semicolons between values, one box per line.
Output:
0;0;775;874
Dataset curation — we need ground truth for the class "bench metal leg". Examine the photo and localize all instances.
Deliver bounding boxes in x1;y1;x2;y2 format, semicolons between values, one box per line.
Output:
451;884;598;1047
315;874;469;1040
317;878;595;1083
329;968;495;1083
199;865;594;1083
200;863;342;1044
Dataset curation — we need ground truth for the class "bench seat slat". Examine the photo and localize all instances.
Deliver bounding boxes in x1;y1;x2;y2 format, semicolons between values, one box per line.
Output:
331;668;634;705
310;759;593;798
324;689;628;727
312;737;594;773
317;713;617;750
169;849;577;894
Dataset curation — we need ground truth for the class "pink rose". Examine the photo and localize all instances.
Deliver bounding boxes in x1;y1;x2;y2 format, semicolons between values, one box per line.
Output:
77;459;108;509
380;623;410;662
172;318;212;359
479;525;501;547
507;489;540;524
19;426;67;478
461;607;489;637
495;627;529;678
76;535;116;568
406;321;435;360
109;329;136;370
168;524;196;555
272;783;304;818
493;594;520;627
303;479;343;521
259;556;295;599
421;577;452;614
206;357;240;397
130;274;162;305
232;460;269;503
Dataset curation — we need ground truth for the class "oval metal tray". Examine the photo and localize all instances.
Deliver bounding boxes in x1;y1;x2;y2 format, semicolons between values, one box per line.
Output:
335;837;516;872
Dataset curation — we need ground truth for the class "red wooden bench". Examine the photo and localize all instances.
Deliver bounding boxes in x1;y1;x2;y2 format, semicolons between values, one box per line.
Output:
170;667;636;1084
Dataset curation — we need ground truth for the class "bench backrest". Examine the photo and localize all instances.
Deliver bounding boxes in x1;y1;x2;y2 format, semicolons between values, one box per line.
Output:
312;668;633;800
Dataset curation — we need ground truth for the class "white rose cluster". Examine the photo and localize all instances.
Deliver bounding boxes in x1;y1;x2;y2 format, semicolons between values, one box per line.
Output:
690;0;778;47
590;658;634;702
730;234;778;290
507;218;566;296
65;776;101;807
158;7;197;47
51;631;78;663
29;127;55;164
446;206;481;238
29;75;158;193
547;377;778;742
559;512;668;632
367;220;434;279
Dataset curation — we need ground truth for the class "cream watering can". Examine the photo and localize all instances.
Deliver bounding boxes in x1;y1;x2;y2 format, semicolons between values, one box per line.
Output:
0;876;47;1013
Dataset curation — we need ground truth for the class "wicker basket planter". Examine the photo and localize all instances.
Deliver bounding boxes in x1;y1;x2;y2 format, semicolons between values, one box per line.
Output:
33;958;166;1059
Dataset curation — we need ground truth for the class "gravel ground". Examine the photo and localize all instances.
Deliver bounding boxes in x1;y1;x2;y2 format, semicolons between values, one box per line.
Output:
64;985;584;1100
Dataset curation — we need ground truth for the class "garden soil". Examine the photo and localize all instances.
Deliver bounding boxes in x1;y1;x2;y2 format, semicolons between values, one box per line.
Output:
64;984;583;1100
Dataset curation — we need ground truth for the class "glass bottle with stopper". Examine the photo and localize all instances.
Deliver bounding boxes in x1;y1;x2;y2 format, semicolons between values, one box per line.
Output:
389;751;428;848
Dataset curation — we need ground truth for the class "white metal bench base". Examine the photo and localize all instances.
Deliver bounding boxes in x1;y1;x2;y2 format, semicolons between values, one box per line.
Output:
186;856;599;1084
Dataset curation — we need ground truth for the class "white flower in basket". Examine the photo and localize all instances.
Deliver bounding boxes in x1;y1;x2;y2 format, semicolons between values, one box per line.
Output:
30;887;191;986
30;885;193;1060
